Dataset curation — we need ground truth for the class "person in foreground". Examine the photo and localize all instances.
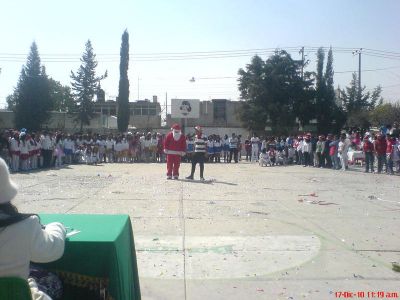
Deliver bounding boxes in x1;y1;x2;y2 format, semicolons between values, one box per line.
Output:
163;123;186;179
186;126;207;181
0;157;66;300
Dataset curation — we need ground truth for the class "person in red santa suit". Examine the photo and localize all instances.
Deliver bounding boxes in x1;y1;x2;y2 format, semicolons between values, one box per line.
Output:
164;124;187;179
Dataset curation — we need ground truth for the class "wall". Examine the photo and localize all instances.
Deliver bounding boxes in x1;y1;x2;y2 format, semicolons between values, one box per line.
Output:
167;100;244;129
0;110;161;132
0;110;14;128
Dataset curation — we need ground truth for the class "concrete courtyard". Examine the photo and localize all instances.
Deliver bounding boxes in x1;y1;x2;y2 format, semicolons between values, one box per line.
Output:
10;161;400;300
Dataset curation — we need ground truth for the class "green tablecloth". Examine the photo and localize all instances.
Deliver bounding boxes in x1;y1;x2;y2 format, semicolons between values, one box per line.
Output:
38;214;141;300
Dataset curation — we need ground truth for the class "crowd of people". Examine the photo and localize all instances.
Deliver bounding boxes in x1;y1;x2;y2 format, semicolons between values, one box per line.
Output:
0;128;248;173
0;130;167;172
246;126;400;175
1;124;399;175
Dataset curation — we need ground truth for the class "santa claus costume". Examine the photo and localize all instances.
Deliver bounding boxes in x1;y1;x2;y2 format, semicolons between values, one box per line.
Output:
164;124;186;179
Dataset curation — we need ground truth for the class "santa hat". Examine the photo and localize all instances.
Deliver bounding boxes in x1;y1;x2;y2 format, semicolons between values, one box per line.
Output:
0;158;18;204
171;124;181;131
194;126;202;132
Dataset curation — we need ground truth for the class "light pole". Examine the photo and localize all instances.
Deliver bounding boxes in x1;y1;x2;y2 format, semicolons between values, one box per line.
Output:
137;77;140;100
352;48;362;102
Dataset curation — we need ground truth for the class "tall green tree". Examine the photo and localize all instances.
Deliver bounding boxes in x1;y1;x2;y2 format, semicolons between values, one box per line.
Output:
117;29;130;132
341;73;382;113
9;42;52;130
238;51;315;134
340;73;383;130
315;47;327;133
313;47;346;134
70;40;107;130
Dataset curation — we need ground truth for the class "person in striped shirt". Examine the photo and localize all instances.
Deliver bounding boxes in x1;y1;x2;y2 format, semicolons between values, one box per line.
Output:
186;126;206;181
228;133;239;163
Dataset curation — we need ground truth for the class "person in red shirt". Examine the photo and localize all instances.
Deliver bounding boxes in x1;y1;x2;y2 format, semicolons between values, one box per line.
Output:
362;136;374;173
374;133;387;174
163;124;186;180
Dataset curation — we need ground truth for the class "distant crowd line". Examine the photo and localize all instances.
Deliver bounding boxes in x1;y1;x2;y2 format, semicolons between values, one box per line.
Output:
249;126;400;175
0;129;242;172
1;125;399;175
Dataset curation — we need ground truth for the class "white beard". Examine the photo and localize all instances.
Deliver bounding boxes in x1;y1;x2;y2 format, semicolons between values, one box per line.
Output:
173;130;181;141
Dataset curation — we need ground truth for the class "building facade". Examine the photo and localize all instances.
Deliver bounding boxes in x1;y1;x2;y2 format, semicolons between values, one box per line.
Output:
93;97;162;129
0;97;162;132
166;99;249;137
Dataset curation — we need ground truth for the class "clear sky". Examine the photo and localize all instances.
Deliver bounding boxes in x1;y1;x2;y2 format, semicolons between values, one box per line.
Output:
1;0;399;110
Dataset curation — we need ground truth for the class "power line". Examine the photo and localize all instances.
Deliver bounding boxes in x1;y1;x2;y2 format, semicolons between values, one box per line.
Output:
1;46;399;63
335;65;400;74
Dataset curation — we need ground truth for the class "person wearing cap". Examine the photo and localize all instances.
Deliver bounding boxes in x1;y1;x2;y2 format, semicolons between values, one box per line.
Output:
0;157;66;299
186;126;207;180
164;124;186;179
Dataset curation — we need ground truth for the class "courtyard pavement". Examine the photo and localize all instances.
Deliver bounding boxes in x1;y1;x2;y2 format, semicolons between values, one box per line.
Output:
10;161;400;300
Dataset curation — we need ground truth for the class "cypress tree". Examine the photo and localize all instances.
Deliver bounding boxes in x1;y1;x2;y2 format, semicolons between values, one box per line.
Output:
71;40;106;130
117;29;130;132
13;42;52;130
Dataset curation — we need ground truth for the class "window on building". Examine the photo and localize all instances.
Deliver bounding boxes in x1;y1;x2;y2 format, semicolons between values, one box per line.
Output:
213;100;226;120
132;104;157;116
133;108;142;115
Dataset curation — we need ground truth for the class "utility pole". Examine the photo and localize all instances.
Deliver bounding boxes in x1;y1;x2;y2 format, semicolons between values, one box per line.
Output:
137;77;140;100
353;48;362;101
299;47;304;80
165;92;168;126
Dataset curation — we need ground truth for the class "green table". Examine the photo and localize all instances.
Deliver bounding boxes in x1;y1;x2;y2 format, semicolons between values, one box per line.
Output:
38;214;141;300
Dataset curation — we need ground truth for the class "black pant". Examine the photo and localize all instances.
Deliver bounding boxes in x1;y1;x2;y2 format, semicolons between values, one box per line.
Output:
365;152;374;172
229;148;238;163
303;152;310;166
377;154;387;173
43;149;52;168
317;152;323;167
190;152;205;178
324;152;332;168
245;149;251;161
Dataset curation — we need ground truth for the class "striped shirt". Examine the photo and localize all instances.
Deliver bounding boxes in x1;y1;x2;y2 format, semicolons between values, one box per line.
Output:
194;135;207;153
229;137;238;149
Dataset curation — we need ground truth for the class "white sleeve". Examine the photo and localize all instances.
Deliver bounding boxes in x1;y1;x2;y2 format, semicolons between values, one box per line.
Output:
30;216;66;263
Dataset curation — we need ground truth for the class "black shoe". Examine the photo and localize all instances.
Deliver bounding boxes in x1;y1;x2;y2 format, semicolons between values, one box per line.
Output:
173;176;179;180
167;176;172;180
186;175;193;180
200;177;205;181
